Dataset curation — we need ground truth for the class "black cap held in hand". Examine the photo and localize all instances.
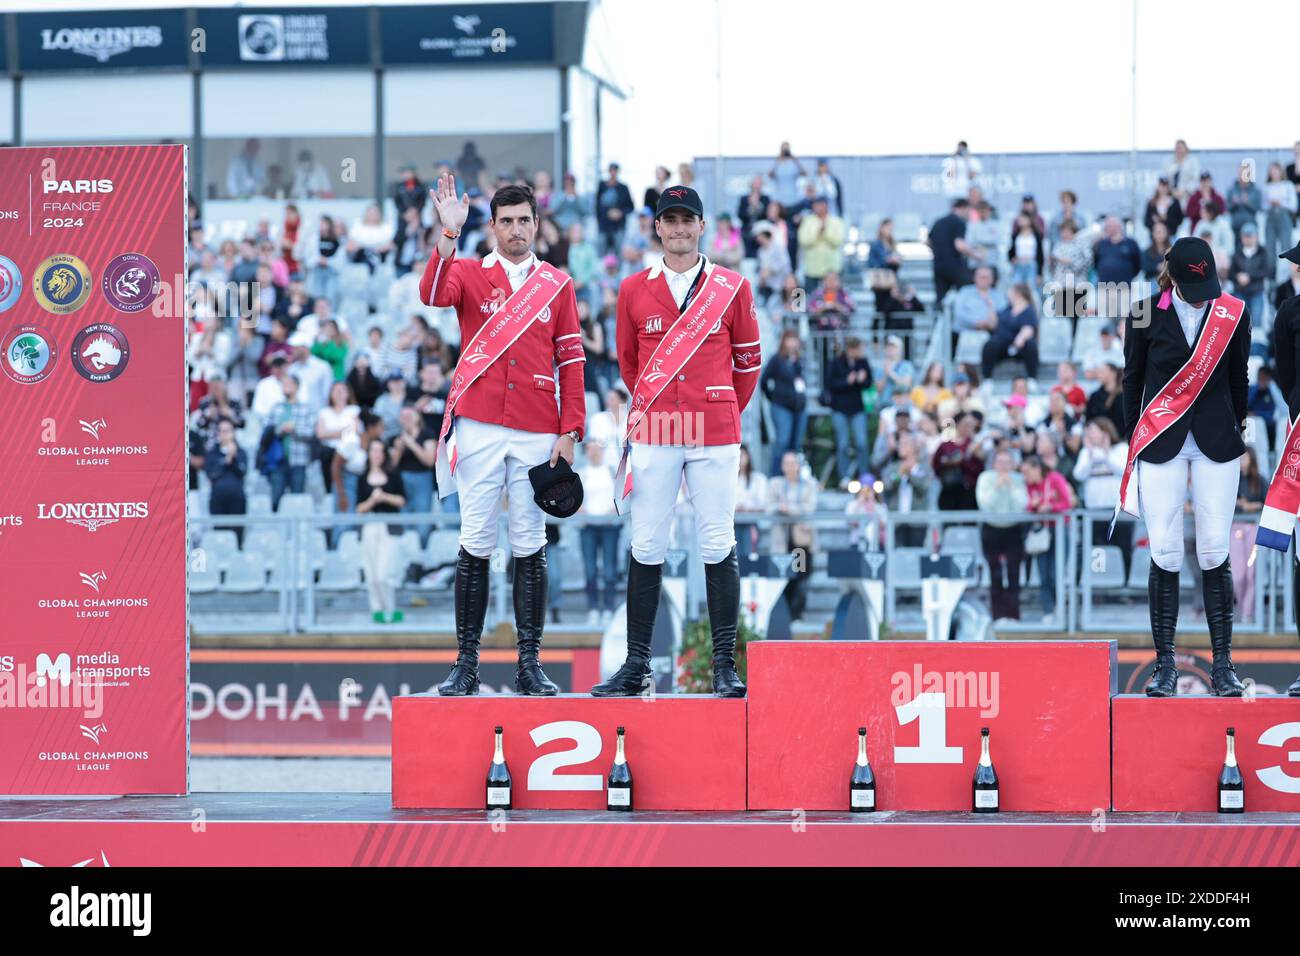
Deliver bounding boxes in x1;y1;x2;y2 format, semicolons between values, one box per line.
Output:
1165;236;1221;302
655;185;704;220
1280;241;1300;266
529;458;584;519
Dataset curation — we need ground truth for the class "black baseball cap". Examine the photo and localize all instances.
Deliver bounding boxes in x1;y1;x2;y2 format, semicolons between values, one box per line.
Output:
1165;236;1221;301
529;458;584;519
655;185;703;220
1281;241;1300;266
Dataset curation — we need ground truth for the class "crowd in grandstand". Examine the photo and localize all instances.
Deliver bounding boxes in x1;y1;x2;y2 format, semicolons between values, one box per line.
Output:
184;137;1300;626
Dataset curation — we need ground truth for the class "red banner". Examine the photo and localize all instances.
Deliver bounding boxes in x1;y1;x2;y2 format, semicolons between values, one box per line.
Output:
0;145;188;795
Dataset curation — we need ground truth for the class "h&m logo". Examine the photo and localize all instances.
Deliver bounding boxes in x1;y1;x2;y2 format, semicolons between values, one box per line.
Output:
645;315;662;334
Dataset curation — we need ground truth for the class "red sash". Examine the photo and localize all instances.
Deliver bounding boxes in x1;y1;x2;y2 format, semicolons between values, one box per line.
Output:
1257;412;1300;552
613;264;745;514
434;262;572;496
1111;291;1244;536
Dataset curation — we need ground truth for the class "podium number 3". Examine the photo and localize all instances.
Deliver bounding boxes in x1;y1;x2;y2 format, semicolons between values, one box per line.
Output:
894;692;964;764
527;720;604;791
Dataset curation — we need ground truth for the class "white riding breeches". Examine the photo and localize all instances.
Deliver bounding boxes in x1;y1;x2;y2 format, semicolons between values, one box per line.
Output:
629;441;740;565
1137;431;1239;572
453;416;556;559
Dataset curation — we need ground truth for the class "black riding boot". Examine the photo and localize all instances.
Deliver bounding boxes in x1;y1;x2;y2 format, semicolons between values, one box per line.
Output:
1144;563;1180;697
706;548;746;698
513;547;559;695
1292;562;1300;697
591;556;660;697
438;548;488;696
1203;557;1244;697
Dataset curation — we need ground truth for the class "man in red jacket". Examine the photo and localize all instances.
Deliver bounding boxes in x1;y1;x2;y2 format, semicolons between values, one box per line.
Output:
592;185;761;698
419;175;586;696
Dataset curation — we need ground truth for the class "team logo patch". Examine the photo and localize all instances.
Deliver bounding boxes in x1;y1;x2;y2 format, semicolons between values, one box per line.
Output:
0;256;23;314
101;253;160;313
645;315;662;334
3;325;57;384
70;324;131;382
34;254;92;314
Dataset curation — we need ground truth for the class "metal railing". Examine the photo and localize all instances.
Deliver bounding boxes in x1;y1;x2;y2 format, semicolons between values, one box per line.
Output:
188;506;1290;636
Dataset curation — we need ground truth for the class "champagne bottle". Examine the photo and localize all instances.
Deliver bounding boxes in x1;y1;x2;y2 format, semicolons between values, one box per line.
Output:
607;726;633;811
1218;727;1244;814
850;726;876;812
972;727;999;813
486;725;511;810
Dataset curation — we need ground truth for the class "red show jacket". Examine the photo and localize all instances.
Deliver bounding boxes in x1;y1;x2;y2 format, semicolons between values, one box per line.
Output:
419;248;586;438
616;257;761;446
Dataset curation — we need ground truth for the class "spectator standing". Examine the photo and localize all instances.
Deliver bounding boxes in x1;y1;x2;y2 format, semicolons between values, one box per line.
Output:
796;196;845;291
290;149;331;199
644;165;670;211
191;373;245;446
933;411;985;512
1008;213;1044;289
735;445;769;555
1144;177;1184;237
252;354;290;421
392;162;426;217
768;141;806;208
753;221;792;306
813;159;844;217
1073;417;1130;555
315;381;360;493
976;448;1029;622
909;361;953;416
355;437;407;625
268;374;315;508
767;451;818;622
826;337;873;486
1232;449;1266;623
550;173;588;233
374;373;409;439
1263;162;1299;262
311;318;349;382
1082;325;1125;381
205;418;248;545
1226;163;1262;243
1049;219;1093;324
306;215;343;305
737;177;771;258
761;329;808;474
577;441;620;625
1092;216;1142;318
1049;190;1092;246
595;163;634;255
391;405;437;541
930;199;978;306
226;138;265;199
1165;139;1201;201
1020;453;1072;619
348;204;394;272
347;352;383;412
941;141;983;198
880;432;930;546
408;362;450;436
845;478;889;550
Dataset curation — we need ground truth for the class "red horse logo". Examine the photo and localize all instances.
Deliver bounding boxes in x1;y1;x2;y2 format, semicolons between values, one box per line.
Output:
1187;260;1209;277
667;188;687;198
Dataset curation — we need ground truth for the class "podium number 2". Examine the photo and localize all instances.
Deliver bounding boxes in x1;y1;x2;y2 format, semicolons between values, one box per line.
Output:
527;720;604;791
894;692;964;764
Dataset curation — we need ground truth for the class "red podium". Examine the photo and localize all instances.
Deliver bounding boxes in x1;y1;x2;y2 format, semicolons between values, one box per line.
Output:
1112;696;1300;811
392;694;746;810
746;641;1115;812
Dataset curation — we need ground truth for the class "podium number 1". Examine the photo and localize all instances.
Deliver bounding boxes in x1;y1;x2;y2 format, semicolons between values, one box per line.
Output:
894;692;964;764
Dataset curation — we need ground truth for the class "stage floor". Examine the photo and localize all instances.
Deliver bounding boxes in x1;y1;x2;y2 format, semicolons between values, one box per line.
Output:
2;794;1298;866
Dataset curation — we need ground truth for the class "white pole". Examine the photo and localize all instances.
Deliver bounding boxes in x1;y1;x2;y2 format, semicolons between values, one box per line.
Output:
1130;0;1139;224
713;0;723;221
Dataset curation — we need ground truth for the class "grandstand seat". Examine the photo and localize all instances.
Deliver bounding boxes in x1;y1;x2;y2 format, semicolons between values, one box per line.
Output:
1127;546;1151;589
221;552;269;593
317;552;362;591
247;493;272;516
424;529;461;566
189;564;221;593
199;530;239;570
244;527;285;561
268;561;314;591
277;493;315;517
1087;545;1127;590
955;331;989;366
1071;317;1107;362
940;525;981;554
1039;318;1073;365
891;548;925;587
